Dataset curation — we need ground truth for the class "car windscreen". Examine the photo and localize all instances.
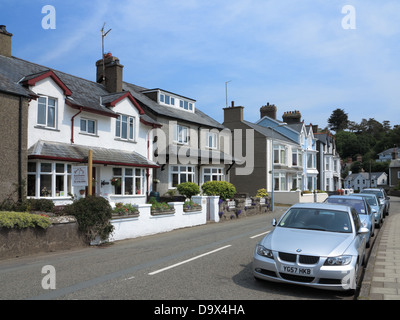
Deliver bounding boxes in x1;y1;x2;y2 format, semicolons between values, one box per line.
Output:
278;208;352;233
325;198;367;215
362;196;378;206
362;190;383;199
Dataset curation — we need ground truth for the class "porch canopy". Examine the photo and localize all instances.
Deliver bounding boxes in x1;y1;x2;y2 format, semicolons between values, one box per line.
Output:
28;140;159;168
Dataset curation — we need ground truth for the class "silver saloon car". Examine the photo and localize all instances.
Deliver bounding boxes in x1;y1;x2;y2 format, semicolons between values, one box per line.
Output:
358;193;384;228
253;203;368;292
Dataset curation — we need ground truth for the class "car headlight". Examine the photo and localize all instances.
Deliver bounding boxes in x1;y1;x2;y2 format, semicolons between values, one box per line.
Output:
256;245;274;259
324;255;352;266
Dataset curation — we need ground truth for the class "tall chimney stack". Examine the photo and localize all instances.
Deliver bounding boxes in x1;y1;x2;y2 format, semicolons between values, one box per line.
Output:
0;25;13;57
96;53;124;93
260;103;277;120
282;110;302;124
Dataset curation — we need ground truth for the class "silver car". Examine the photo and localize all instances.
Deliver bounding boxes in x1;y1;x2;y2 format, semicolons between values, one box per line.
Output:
362;188;390;216
253;203;368;292
324;195;375;248
358;193;384;228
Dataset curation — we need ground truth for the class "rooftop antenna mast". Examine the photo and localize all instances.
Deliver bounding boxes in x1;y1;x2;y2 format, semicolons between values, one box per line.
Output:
225;80;231;108
100;23;112;83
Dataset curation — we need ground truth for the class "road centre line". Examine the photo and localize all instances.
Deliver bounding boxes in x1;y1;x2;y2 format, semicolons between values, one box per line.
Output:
250;231;270;239
148;245;232;275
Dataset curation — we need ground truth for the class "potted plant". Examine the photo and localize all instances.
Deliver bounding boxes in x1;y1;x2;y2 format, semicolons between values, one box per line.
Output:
110;177;121;187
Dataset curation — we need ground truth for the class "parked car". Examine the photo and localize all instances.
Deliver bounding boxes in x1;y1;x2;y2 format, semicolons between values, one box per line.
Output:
357;193;384;228
324;195;374;248
361;188;390;216
253;203;368;293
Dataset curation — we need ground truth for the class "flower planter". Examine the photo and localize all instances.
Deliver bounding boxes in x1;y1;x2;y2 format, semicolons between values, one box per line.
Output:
151;209;175;216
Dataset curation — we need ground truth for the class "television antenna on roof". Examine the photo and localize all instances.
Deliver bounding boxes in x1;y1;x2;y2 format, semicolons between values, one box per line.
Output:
100;23;112;83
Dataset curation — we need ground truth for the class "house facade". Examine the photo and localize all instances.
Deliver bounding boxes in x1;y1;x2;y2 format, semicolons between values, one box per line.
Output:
256;106;320;191
123;83;233;197
0;27;159;206
344;172;388;191
223;103;302;197
313;129;342;192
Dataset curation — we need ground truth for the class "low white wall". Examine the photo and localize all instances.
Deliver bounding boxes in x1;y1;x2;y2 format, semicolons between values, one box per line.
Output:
109;197;208;242
274;191;329;205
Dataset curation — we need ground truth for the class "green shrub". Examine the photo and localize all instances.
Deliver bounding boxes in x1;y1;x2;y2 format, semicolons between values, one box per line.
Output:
27;198;55;212
176;182;200;199
0;211;51;229
201;181;236;200
63;196;114;243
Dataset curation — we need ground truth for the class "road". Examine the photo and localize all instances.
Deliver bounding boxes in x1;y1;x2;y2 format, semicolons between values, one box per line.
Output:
0;203;384;302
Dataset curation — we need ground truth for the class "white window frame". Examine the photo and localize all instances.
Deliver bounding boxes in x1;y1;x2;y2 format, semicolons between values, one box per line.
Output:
115;114;136;141
274;145;287;165
27;162;71;198
112;167;144;195
174;124;189;145
80;118;97;135
206;132;218;149
37;96;57;129
202;167;224;184
170;165;195;188
274;172;287;191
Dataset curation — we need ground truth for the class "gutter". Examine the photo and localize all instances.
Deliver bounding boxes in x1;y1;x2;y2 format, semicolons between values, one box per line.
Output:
70;107;82;143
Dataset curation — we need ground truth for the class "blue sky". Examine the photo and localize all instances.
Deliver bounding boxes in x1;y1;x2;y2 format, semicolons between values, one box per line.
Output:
2;0;400;129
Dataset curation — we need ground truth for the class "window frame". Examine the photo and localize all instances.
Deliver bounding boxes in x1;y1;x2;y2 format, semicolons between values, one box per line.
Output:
202;167;224;184
80;118;97;135
115;114;136;141
170;165;195;188
112;167;144;195
174;124;189;145
37;95;57;129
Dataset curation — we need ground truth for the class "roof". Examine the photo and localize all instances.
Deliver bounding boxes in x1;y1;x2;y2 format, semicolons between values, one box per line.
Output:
345;172;387;181
0;48;225;131
28;140;159;168
123;82;224;129
242;120;299;145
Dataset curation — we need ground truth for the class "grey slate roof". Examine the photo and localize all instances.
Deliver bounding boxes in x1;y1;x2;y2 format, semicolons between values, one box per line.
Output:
123;82;224;129
243;120;299;145
0;54;224;129
28;140;159;168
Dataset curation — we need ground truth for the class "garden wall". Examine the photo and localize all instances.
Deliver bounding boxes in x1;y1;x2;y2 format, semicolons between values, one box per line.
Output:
109;196;208;242
0;216;87;260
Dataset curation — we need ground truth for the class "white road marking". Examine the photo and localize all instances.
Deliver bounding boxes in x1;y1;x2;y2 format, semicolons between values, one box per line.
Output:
148;245;232;275
250;231;270;239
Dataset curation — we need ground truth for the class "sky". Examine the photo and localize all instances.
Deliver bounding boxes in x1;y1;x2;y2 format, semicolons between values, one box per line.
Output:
1;0;400;129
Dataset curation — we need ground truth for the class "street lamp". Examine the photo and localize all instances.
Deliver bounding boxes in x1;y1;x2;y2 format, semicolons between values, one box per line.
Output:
268;122;287;212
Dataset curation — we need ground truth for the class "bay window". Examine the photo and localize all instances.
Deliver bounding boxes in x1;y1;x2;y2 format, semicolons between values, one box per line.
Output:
112;167;144;195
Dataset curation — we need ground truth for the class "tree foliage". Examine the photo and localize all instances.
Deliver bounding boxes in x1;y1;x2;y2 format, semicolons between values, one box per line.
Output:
331;110;400;175
328;108;349;132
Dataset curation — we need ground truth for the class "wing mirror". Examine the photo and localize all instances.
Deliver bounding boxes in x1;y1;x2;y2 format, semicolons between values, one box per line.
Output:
272;218;277;227
358;227;369;234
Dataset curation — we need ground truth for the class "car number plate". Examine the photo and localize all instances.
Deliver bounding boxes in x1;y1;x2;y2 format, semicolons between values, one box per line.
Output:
281;265;313;276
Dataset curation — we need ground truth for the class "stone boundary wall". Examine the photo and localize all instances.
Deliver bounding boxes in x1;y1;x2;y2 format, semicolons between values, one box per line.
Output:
0;216;87;260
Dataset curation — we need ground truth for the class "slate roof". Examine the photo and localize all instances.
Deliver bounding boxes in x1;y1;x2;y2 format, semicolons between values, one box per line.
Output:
28;140;159;168
0;54;224;130
123;82;224;129
243;120;299;145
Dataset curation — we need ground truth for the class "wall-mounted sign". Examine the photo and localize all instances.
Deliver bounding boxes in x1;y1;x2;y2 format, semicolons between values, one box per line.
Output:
72;166;88;187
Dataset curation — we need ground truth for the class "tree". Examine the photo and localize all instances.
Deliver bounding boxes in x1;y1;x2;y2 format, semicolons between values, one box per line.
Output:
328;108;349;132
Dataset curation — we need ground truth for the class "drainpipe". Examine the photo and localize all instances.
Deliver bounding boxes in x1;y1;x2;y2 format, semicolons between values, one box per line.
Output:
18;96;23;202
71;108;82;143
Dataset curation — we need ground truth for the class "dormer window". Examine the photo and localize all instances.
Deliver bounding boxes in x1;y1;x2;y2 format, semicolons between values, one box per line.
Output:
160;93;175;106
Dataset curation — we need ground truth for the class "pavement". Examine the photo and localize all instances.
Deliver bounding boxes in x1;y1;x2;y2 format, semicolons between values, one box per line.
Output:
358;197;400;300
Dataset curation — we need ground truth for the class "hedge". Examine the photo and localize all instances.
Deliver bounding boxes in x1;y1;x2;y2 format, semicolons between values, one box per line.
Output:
0;211;51;229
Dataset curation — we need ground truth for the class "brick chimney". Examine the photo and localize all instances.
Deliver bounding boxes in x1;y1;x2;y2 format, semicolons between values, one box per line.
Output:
223;101;244;124
0;25;13;57
260;103;277;120
282;110;301;124
96;53;124;92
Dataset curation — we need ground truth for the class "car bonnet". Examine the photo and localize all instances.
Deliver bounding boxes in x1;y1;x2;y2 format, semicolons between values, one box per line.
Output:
263;226;354;257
